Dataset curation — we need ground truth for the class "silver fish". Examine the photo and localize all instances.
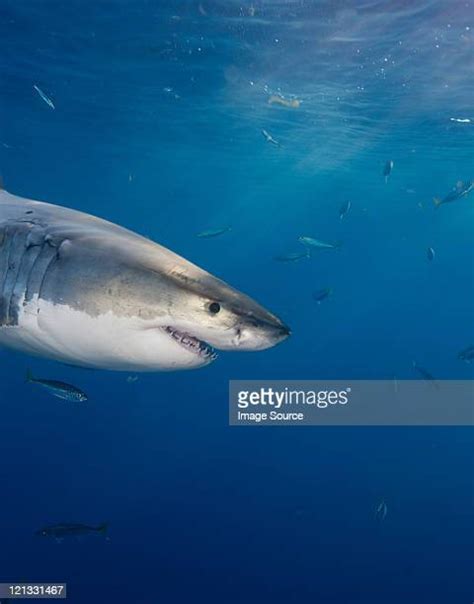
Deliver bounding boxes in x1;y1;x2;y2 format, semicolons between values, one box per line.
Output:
33;85;55;110
433;180;474;208
26;369;88;402
196;227;231;238
458;346;474;363
261;129;281;147
413;361;439;390
274;251;309;263
312;288;332;303
339;200;351;220
383;160;394;183
375;499;387;521
298;236;341;250
36;523;107;538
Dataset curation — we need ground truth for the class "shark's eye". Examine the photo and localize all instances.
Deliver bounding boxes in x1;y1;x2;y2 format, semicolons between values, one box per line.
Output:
208;302;221;314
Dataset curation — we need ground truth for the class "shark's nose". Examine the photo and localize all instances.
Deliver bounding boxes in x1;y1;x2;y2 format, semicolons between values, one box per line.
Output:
261;317;291;342
274;322;291;341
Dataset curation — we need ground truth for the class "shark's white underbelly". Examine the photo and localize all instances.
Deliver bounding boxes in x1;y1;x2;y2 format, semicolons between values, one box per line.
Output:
0;295;199;371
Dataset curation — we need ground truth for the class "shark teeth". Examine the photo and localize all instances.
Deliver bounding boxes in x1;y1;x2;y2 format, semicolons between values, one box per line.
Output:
162;326;217;360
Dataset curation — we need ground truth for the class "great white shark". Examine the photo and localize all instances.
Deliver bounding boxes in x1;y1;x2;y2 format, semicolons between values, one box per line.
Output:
0;189;289;371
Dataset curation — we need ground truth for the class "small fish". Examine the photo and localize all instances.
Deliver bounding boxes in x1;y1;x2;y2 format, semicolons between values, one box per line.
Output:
375;499;388;521
36;523;107;538
339;200;351;220
26;369;88;402
458;345;474;363
274;251;309;263
383;160;394;183
261;129;281;147
196;227;231;239
412;361;439;389
427;247;435;261
450;117;471;123
433;180;474;208
298;236;341;250
126;375;139;383
33;84;55;109
268;95;300;109
312;288;332;303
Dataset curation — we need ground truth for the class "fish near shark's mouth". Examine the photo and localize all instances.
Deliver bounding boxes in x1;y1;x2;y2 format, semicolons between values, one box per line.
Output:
161;326;217;361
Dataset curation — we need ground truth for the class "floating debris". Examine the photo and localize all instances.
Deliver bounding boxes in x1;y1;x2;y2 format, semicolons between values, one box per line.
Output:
298;236;341;251
375;499;388;521
383;160;394;183
26;369;88;402
261;129;281;147
33;84;55;109
268;95;300;109
312;288;332;304
458;345;474;363
274;251;309;263
427;247;435;262
339;200;351;220
433;180;473;208
197;226;231;239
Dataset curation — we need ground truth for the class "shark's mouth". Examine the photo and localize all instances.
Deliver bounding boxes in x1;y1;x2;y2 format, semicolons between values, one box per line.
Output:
162;326;217;361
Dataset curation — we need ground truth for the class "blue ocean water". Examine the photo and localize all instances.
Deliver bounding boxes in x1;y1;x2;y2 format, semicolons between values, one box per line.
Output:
0;1;473;602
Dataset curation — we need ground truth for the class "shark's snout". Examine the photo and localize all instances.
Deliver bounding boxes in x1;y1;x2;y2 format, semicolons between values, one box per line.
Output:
222;312;291;351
